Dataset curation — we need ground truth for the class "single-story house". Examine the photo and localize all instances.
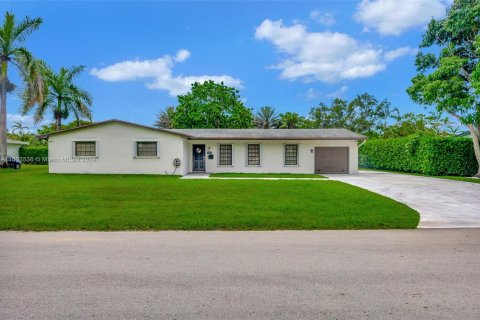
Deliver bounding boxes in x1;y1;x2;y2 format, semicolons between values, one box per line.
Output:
38;119;367;175
7;139;29;158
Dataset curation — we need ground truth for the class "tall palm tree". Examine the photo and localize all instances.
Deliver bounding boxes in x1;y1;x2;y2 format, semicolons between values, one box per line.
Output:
11;121;28;136
23;64;93;131
154;106;175;128
0;12;43;166
254;106;278;129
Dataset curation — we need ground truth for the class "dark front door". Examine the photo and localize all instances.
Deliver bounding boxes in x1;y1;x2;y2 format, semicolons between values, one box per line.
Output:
192;144;206;171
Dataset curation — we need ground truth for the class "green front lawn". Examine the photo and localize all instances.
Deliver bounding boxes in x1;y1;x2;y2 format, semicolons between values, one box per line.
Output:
210;172;326;178
360;168;480;184
0;166;419;230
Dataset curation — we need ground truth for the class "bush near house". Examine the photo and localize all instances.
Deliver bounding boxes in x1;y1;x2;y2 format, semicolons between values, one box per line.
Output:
360;135;478;177
19;146;48;164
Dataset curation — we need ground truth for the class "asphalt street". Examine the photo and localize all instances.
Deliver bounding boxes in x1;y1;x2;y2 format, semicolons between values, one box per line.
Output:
1;230;479;319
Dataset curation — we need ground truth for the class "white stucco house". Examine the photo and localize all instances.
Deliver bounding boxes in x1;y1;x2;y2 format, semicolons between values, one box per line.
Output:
7;139;29;157
38;119;367;175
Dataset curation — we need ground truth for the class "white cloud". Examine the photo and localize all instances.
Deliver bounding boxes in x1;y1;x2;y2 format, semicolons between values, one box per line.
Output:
175;49;191;62
326;86;349;98
354;0;449;36
7;114;48;132
255;19;408;84
384;46;418;61
310;10;335;26
90;49;242;96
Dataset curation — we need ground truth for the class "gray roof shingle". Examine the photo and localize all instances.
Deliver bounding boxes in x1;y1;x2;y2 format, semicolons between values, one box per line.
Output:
168;128;367;140
36;119;367;140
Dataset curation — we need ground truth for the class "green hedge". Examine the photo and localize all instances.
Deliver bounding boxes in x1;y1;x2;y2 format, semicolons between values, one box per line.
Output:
19;146;48;165
360;135;478;176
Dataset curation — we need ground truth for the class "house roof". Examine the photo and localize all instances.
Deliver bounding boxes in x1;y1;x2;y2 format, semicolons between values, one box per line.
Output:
168;128;367;140
7;139;29;145
36;119;193;139
37;119;367;141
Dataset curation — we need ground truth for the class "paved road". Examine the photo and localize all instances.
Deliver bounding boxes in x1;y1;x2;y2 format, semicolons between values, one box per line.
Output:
1;230;480;319
326;171;480;228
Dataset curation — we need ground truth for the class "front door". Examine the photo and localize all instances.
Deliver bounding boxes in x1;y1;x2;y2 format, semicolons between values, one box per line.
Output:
192;144;206;171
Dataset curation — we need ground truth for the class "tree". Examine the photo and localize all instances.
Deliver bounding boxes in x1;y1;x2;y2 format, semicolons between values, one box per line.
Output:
277;112;309;129
23;64;92;131
254;106;278;128
382;112;456;138
309;93;397;136
0;12;44;167
407;0;480;177
171;81;253;128
154;106;175;128
11;121;29;136
36;119;92;135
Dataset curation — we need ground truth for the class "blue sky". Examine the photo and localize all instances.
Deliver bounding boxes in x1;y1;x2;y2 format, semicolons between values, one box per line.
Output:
4;0;452;131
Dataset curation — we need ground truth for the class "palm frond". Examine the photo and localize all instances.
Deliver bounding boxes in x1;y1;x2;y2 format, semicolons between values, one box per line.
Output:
11;15;42;44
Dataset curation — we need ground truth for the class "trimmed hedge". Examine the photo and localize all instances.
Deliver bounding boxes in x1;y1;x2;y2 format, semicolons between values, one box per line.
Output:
19;146;48;165
360;135;478;176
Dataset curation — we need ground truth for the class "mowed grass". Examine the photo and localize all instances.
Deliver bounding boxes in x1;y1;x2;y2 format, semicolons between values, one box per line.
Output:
0;166;419;230
210;172;326;178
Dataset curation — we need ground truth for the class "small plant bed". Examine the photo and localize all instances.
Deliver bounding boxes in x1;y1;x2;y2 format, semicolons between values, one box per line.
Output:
0;166;419;230
360;168;480;184
209;173;326;179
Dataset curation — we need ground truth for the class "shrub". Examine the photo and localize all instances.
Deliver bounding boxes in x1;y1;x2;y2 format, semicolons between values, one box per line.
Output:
360;135;478;176
19;146;48;165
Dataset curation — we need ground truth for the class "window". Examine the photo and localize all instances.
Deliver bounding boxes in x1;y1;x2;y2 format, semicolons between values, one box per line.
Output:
75;141;96;157
285;144;298;165
247;144;261;166
219;144;232;166
136;142;158;157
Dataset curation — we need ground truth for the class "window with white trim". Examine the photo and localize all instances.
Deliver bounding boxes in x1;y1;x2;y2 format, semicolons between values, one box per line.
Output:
219;144;232;166
136;142;158;157
75;141;96;157
284;144;298;165
247;144;260;166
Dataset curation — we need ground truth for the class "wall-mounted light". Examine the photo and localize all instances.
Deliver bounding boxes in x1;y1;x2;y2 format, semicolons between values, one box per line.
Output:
310;149;314;153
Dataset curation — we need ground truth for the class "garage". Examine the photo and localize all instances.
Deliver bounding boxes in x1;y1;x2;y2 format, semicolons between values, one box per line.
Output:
314;147;349;174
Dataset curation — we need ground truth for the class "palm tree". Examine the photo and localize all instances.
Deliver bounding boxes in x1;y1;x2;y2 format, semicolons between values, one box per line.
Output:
254;106;278;129
154;106;175;128
11;121;29;136
279;112;301;129
23;64;92;131
0;12;43;166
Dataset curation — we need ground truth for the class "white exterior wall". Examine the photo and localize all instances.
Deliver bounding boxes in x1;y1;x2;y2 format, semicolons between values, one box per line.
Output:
187;140;359;174
7;144;22;158
48;123;186;174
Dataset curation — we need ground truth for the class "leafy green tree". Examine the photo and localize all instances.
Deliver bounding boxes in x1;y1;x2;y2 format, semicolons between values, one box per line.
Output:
23;64;93;131
309;93;397;137
36;119;92;135
407;0;480;177
154;106;175;128
382;112;456;138
277;112;310;129
171;81;253;128
254;106;278;128
0;12;44;166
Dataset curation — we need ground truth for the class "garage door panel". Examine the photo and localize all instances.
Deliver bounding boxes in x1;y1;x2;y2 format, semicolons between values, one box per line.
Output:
314;147;349;174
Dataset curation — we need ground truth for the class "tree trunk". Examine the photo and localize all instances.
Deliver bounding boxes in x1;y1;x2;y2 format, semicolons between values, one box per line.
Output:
467;124;480;178
0;77;7;167
55;99;62;131
55;113;62;131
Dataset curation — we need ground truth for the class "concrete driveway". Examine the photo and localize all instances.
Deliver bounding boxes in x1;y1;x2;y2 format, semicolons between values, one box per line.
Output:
326;171;480;228
1;230;480;319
